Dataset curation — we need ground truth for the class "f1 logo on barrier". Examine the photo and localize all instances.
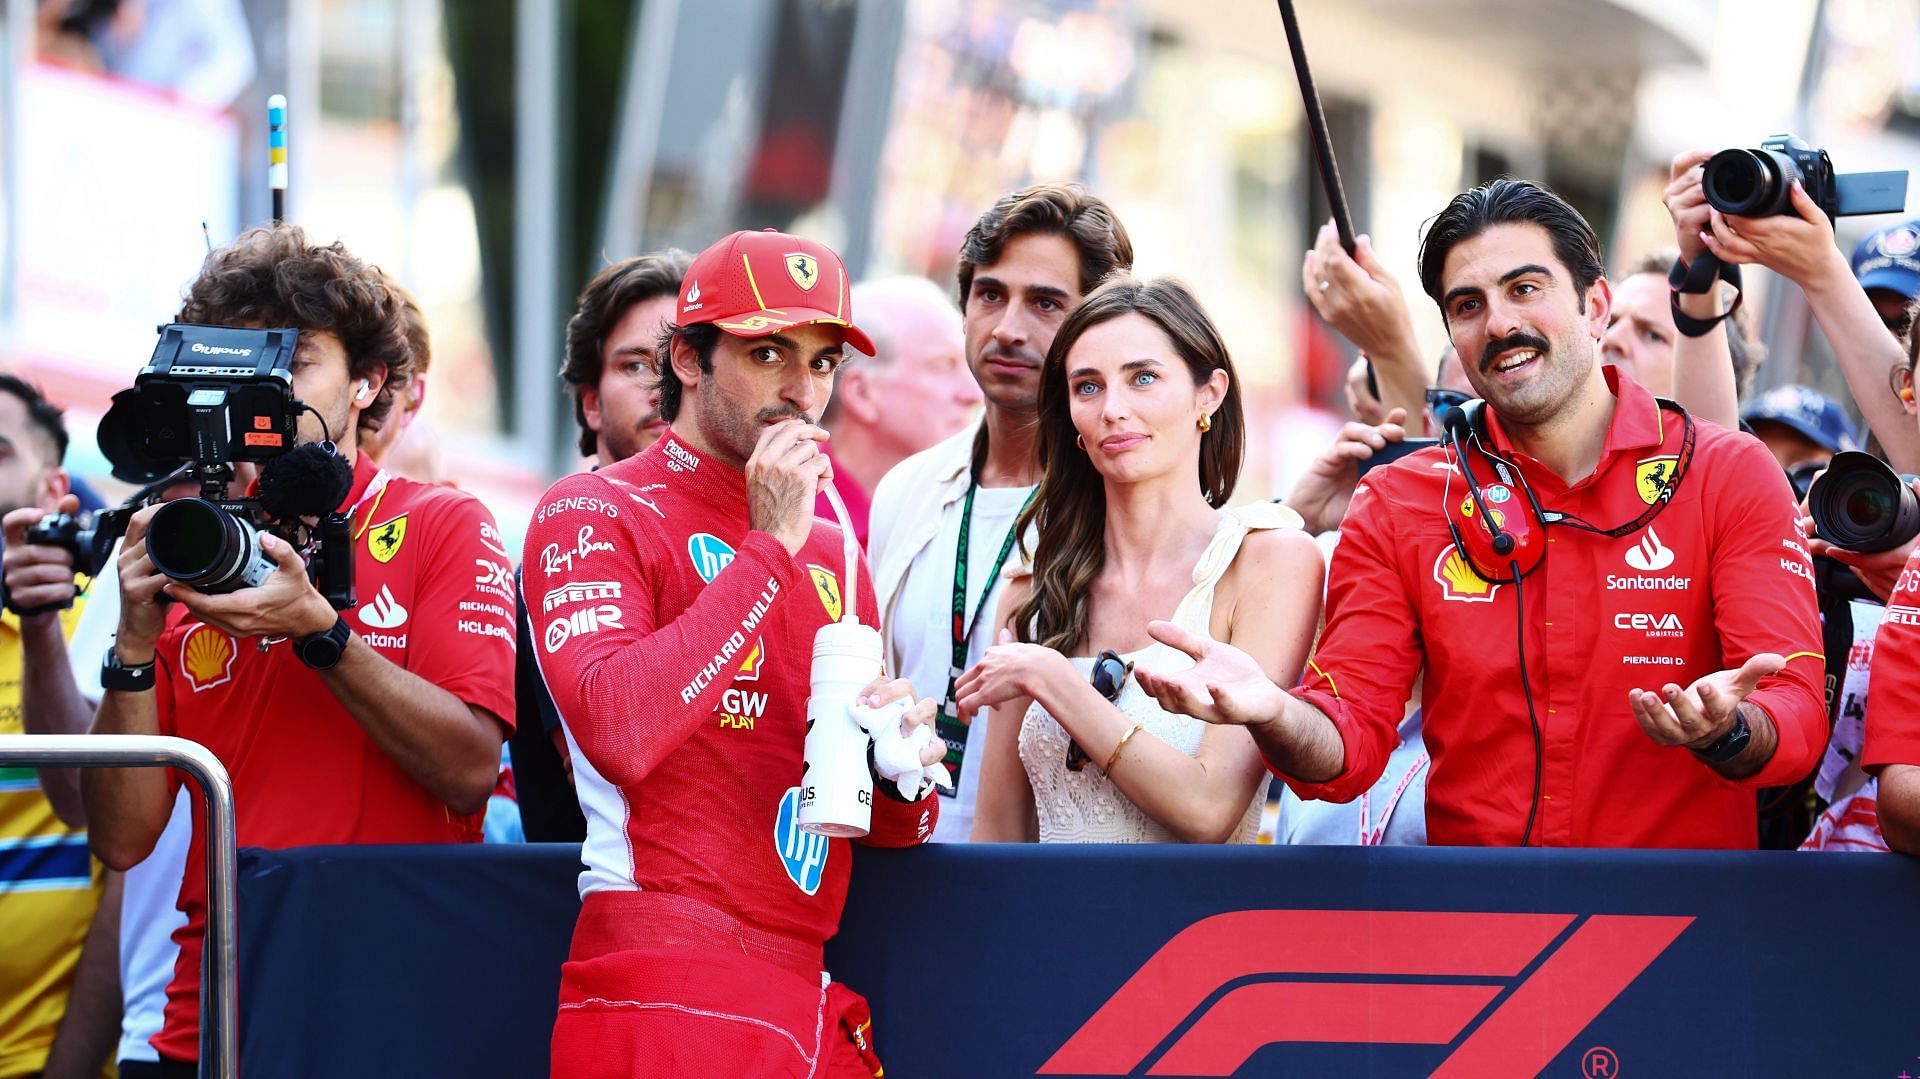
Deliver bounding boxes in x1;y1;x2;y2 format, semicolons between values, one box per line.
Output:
1039;910;1691;1077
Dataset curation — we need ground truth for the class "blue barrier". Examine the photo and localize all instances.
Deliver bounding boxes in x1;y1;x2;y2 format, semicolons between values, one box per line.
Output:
236;843;1920;1077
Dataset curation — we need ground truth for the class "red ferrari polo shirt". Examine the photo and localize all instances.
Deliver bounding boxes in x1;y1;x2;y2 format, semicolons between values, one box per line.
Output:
1286;368;1826;848
151;452;516;1061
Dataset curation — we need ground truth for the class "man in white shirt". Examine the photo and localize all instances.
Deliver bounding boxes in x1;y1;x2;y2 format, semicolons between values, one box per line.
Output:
869;184;1133;840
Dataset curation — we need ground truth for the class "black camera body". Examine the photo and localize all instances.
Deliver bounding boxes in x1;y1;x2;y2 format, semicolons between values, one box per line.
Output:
24;324;355;611
1807;450;1920;553
1702;134;1907;220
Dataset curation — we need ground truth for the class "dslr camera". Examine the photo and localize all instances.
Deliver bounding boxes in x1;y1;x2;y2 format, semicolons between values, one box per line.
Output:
1807;451;1920;554
25;324;355;610
1702;134;1908;220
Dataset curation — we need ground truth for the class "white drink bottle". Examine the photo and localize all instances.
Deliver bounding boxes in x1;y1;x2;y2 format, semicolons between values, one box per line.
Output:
798;481;950;837
799;619;893;836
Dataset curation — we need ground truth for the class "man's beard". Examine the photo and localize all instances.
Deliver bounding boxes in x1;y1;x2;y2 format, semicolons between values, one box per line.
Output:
694;389;813;465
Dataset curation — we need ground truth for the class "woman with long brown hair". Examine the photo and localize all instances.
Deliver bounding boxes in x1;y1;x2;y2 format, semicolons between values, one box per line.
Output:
958;276;1323;842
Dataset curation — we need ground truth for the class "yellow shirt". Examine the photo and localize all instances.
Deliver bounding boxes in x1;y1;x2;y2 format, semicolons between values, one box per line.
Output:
0;600;101;1078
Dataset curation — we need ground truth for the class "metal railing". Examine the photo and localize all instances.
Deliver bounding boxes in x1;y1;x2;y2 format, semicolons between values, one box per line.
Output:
0;734;236;1078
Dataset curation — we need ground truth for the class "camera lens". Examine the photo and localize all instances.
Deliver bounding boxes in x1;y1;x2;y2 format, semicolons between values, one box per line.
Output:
147;498;264;593
1809;451;1920;553
1703;148;1794;217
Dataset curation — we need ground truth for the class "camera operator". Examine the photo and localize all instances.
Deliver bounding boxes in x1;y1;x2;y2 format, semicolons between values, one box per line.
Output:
0;376;121;1079
1136;180;1826;849
81;225;516;1074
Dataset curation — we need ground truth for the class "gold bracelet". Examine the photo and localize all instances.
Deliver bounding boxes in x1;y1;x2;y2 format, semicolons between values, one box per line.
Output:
1102;721;1146;777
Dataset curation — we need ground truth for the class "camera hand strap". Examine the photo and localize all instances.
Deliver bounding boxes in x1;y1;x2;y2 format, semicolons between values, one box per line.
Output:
1667;252;1744;338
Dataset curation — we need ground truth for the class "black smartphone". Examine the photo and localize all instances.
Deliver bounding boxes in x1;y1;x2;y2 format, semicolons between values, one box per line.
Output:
1356;437;1440;478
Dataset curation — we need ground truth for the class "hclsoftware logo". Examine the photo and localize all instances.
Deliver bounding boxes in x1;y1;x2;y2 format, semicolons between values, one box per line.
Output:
1039;910;1691;1077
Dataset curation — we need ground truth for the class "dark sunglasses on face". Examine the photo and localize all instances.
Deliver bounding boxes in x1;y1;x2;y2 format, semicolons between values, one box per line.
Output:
1066;649;1133;772
1425;387;1474;414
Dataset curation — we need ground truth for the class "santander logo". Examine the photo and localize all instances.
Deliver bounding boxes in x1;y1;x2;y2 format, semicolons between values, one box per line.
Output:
1625;526;1675;572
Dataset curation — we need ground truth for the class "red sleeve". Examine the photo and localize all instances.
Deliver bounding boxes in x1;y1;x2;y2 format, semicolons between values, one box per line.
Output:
1863;550;1920;771
854;549;938;846
524;473;805;789
409;490;518;731
1280;480;1414;803
1705;438;1827;788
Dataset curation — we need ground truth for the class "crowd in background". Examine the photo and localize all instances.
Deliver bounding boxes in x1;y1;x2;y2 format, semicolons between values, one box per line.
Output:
4;157;1920;1073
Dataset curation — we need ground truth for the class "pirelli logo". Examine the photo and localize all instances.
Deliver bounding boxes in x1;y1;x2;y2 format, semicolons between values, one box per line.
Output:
1041;910;1691;1076
542;580;622;613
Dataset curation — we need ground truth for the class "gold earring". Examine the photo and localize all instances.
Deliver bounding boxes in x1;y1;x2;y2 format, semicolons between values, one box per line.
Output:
1076;433;1085;449
1198;413;1213;433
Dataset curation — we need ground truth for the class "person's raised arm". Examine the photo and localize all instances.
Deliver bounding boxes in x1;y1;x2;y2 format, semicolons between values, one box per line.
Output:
3;499;97;826
1286;409;1408;534
1701;180;1920;471
82;506;176;870
1304;222;1428;421
528;419;825;790
1663;150;1742;429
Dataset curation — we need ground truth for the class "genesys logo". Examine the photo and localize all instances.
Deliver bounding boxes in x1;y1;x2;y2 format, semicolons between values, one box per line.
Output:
1040;909;1691;1077
536;495;619;524
1624;526;1674;572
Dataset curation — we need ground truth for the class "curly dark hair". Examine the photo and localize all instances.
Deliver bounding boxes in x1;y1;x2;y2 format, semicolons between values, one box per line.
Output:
176;225;415;432
562;251;691;455
956;183;1134;310
653;322;722;424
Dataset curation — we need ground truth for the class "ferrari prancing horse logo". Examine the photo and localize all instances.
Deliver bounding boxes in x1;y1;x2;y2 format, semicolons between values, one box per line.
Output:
785;253;819;291
808;565;842;621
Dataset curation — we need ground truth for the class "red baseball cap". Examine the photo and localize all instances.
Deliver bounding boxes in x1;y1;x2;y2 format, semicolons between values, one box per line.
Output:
677;228;873;354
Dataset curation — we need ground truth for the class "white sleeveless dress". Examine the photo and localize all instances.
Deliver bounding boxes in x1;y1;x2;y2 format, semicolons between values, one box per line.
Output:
1015;502;1302;843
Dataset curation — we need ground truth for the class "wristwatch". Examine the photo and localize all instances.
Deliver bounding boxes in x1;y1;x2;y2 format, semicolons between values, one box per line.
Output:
1690;709;1752;764
100;639;156;693
294;615;352;670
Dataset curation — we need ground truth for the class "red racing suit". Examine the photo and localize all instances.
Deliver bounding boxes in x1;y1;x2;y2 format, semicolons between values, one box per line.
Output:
525;429;935;1078
1285;369;1826;847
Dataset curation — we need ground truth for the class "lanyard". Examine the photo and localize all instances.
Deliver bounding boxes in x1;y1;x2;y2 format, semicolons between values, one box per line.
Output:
1356;750;1429;846
349;469;394;539
939;475;1037;714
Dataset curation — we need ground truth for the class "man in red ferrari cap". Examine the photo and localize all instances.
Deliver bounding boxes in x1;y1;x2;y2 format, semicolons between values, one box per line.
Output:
526;228;947;1078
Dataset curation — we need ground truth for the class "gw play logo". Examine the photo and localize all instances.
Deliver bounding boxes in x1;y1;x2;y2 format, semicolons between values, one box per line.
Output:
1040;909;1690;1077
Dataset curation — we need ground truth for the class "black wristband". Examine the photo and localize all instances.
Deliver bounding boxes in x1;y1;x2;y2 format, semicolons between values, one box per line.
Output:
100;639;157;693
1689;707;1753;764
1667;253;1744;338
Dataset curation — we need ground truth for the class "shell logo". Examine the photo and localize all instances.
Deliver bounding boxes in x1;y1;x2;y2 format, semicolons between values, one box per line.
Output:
1432;547;1499;603
181;624;238;692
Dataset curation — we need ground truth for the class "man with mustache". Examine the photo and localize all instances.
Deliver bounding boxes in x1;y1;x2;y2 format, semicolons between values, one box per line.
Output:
1139;179;1826;849
868;184;1134;841
526;228;947;1076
